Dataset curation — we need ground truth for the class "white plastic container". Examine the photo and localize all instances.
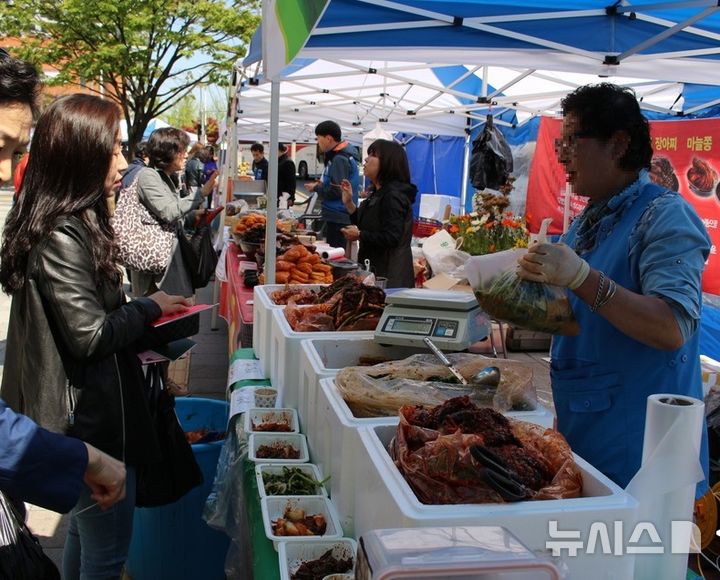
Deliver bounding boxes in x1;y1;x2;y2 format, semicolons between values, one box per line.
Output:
312;378;397;532
269;308;373;409
353;424;637;580
278;538;356;580
248;432;310;464
297;337;425;431
244;408;300;434
299;336;554;435
252;284;324;378
314;376;555;534
255;463;328;498
356;526;560;579
261;495;343;550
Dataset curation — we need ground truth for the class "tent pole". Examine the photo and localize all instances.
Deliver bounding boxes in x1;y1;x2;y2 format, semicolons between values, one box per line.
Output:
265;80;280;284
460;131;471;215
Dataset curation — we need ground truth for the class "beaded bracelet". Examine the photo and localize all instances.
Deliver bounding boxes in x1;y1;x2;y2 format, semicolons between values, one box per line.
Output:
595;278;618;311
590;271;606;313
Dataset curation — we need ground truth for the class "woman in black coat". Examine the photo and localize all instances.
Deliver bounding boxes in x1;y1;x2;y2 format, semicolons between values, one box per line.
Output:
340;139;417;288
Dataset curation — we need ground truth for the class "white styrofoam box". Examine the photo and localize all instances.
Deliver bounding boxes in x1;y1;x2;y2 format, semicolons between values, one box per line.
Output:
297;337;425;433
248;433;310;464
261;495;343;550
244;408;299;434
269;308;373;409
353;424;638;580
255;462;328;498
419;193;460;221
313;378;398;534
252;284;324;378
278;538;356;580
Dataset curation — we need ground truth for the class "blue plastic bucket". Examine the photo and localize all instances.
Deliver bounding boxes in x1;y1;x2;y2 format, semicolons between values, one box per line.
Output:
126;397;230;580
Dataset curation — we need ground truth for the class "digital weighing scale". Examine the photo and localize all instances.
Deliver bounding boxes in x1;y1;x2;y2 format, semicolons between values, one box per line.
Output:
375;288;490;350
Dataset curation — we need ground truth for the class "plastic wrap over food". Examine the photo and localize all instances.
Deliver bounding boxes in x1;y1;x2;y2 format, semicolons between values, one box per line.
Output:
335;353;537;418
390;397;582;504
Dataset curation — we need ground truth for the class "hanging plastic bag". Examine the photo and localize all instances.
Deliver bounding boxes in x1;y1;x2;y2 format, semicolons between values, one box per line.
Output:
469;115;514;190
465;219;579;335
0;491;60;579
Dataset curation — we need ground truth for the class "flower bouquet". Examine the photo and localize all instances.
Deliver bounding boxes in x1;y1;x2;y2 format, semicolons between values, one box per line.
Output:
444;188;528;256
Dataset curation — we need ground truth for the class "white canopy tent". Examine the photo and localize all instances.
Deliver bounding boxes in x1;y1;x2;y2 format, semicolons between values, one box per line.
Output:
239;0;720;285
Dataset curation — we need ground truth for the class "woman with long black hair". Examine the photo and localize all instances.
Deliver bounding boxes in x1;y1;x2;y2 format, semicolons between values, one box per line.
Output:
0;93;188;579
340;139;417;288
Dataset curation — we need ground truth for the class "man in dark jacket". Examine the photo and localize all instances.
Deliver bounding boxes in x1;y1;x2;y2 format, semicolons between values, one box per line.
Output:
304;120;360;248
251;142;268;181
277;142;297;206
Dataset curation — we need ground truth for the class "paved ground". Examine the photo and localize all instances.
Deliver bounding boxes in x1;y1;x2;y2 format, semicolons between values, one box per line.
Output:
0;188;553;574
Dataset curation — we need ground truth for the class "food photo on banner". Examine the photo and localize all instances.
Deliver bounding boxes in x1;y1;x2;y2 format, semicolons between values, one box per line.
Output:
526;117;720;295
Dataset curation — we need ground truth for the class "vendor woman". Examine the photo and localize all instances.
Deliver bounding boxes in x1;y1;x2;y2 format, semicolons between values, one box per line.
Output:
518;83;710;493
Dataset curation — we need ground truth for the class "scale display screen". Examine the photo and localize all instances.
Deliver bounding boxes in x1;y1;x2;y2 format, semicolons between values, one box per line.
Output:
383;316;434;335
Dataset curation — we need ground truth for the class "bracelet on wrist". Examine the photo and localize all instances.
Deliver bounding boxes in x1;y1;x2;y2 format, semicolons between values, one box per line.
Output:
590;271;606;313
595;278;618;311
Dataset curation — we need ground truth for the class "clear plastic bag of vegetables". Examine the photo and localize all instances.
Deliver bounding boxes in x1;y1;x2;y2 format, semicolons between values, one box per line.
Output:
465;220;579;335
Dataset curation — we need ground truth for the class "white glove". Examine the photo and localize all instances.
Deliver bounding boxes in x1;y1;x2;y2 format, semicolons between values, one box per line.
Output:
517;242;590;289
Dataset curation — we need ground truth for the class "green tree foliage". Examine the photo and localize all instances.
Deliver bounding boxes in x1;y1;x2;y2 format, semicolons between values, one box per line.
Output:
1;0;259;155
164;93;198;133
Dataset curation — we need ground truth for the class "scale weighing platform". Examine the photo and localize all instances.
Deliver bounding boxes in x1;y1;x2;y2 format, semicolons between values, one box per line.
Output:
375;288;490;350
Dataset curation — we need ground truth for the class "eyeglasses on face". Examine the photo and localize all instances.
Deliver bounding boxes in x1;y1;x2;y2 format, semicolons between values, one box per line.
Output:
554;130;597;154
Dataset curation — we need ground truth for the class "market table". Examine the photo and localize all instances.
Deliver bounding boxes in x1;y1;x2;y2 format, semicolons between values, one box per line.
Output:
219;243;255;354
227;348;280;580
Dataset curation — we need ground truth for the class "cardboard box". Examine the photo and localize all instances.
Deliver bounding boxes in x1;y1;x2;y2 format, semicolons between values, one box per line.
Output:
422;272;471;291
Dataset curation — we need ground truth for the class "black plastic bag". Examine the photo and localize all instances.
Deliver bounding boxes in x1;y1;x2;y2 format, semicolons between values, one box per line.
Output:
135;364;203;507
177;224;218;290
0;491;59;580
469;116;513;190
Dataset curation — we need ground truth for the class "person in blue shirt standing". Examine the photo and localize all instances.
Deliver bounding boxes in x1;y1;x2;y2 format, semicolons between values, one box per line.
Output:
518;83;710;493
304;120;361;248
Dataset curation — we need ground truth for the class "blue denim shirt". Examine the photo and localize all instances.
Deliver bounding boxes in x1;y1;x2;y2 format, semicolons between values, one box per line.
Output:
567;170;710;341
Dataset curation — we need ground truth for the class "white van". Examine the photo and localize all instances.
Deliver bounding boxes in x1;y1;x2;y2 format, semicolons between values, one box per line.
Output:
237;141;324;179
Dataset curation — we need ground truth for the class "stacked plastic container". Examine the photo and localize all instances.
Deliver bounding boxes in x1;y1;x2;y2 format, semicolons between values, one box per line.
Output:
297;337;425;430
352;424;638;580
244;406;358;578
252;284;324;378
268;308;373;409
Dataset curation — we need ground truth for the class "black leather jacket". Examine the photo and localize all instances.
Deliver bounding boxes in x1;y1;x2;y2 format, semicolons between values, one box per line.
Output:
1;216;162;464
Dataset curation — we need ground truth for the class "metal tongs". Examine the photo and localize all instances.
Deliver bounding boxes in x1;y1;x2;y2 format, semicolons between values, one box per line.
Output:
470;444;532;502
423;337;468;385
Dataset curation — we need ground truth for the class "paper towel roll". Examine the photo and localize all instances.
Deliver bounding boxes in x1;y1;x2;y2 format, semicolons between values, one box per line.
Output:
626;394;705;580
321;247;345;260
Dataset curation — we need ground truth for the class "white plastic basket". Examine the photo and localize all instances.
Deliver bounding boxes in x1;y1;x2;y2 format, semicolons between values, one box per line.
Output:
352;424;638;580
255;463;328;498
269;308;373;410
278;538;356;580
248;432;309;464
297;337;425;432
253;284;325;378
244;408;300;434
261;495;343;550
313;376;555;535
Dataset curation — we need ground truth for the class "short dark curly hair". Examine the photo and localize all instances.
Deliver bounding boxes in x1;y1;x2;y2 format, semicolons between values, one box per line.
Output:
561;83;652;171
0;53;41;117
146;127;189;171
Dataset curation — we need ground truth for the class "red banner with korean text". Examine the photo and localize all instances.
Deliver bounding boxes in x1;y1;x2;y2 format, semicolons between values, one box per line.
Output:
526;116;720;294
